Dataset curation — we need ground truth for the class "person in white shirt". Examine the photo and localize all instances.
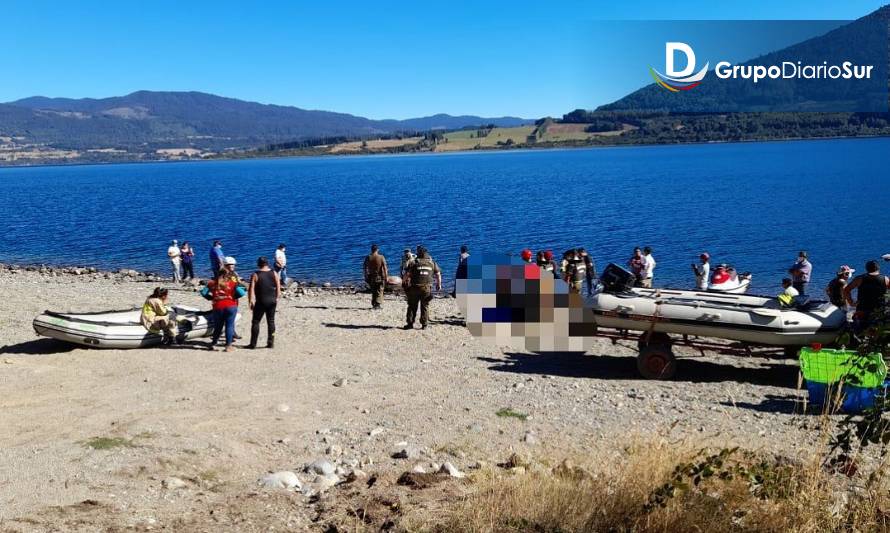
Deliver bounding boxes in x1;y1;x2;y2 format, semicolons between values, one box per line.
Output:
640;246;656;288
274;243;288;285
167;239;181;282
692;252;710;291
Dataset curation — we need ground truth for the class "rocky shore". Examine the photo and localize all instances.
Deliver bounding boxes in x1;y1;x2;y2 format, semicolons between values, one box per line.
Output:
0;265;823;531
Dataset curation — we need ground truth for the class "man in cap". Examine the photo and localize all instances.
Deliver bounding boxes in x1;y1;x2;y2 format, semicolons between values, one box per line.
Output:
167;239;182;282
363;244;388;309
403;245;441;329
788;250;812;296
692;252;711;291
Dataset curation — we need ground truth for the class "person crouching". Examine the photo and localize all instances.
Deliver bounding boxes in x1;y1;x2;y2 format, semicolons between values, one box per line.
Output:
141;287;179;345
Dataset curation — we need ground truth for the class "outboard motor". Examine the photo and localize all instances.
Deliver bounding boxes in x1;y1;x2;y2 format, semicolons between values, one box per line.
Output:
600;263;636;293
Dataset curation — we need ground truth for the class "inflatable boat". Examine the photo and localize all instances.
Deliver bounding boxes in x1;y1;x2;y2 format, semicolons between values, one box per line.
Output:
590;264;845;347
32;306;230;349
708;264;751;294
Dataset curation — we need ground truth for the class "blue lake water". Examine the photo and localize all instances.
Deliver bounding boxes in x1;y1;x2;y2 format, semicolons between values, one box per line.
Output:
0;138;887;293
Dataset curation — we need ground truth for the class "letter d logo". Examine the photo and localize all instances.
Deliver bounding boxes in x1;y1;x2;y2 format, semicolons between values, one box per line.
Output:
650;42;709;92
666;42;695;77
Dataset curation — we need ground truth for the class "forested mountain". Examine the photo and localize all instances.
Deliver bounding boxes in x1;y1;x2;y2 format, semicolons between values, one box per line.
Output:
1;91;530;151
599;6;890;112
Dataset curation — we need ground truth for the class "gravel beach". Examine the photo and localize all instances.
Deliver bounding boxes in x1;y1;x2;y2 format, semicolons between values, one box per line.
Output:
0;265;818;531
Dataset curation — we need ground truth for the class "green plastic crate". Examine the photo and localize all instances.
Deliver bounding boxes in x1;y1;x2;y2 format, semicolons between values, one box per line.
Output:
799;348;887;389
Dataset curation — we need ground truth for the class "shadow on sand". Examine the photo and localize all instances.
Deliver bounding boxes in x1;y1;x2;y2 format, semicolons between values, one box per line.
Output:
480;352;799;388
429;315;466;327
0;338;78;355
720;394;803;414
323;322;397;331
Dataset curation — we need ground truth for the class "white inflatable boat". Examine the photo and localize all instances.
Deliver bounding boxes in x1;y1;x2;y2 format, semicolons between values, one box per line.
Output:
32;306;227;349
707;264;752;294
590;265;845;347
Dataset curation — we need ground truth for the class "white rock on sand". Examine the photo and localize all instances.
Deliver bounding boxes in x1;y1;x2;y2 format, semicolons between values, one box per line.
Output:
258;471;302;490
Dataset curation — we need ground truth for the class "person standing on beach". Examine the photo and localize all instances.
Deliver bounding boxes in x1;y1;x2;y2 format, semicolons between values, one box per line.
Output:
274;243;288;286
400;248;416;278
563;249;586;294
247;256;281;349
207;256;241;352
167;240;182;282
578;248;597;295
788;251;812;296
640;246;655;288
844;260;890;323
628;247;644;287
453;245;470;297
403;246;441;329
363;244;388;309
692;253;711;291
180;241;195;280
210;240;225;277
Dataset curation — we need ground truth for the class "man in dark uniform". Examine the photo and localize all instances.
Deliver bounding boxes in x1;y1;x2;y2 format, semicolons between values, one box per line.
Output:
404;245;442;329
363;244;388;309
563;249;586;294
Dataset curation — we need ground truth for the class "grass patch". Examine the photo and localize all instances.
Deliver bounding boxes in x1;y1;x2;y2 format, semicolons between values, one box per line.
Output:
495;408;528;421
404;440;890;533
82;436;134;450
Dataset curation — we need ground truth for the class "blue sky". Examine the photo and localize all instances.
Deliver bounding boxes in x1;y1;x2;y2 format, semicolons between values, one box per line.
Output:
2;0;886;118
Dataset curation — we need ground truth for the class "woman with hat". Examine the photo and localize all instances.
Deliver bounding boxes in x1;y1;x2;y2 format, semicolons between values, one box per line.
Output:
207;256;242;352
826;265;854;309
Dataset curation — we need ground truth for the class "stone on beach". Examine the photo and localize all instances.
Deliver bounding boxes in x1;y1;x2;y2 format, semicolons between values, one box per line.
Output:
439;461;465;478
161;477;187;490
307;459;335;476
258;471;302;490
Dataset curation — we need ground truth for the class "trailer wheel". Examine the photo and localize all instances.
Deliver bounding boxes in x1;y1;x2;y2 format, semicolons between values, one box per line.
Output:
637;346;677;380
638;331;672;350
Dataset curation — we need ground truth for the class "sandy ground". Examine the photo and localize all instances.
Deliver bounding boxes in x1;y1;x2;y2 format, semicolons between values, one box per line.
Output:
0;267;816;531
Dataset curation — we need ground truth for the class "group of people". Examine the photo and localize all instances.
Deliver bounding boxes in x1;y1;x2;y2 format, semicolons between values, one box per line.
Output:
167;240;289;286
363;244;445;329
516;247;598;295
166;240;196;282
146;239;291;351
144;238;890;351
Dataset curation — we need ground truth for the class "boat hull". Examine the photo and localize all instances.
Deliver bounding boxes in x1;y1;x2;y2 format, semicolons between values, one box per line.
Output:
32;306;235;349
586;288;845;347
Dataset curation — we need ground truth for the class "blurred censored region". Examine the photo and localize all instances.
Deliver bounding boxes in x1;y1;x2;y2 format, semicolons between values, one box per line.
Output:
455;253;597;352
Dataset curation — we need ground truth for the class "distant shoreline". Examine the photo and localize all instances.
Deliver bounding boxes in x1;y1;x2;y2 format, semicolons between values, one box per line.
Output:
0;133;887;171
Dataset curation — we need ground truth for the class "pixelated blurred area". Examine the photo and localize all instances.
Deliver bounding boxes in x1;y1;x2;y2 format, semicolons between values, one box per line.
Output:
456;253;597;352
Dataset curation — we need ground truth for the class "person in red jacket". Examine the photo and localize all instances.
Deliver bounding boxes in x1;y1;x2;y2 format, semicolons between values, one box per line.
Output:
207;256;241;352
